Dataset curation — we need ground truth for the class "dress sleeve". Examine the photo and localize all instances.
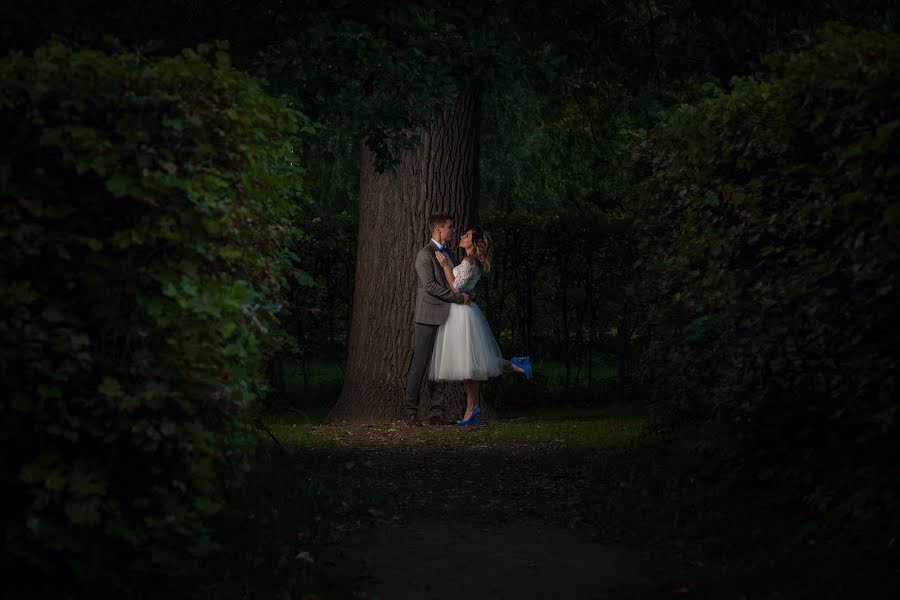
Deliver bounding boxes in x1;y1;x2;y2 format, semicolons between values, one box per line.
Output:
453;260;477;292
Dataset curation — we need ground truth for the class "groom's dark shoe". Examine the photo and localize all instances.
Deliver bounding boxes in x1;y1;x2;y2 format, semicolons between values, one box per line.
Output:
428;414;455;426
402;414;423;427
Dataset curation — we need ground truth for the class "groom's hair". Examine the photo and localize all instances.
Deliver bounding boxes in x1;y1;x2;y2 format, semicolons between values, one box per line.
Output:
427;213;452;233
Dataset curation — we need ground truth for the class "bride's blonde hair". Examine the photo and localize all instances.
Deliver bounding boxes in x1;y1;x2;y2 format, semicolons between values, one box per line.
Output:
466;226;492;273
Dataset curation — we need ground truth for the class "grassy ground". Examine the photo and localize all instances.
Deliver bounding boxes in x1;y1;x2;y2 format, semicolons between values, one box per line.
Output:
207;360;897;599
278;356;627;417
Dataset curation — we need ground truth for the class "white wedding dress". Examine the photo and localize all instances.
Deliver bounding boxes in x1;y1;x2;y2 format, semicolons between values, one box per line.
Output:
429;259;505;381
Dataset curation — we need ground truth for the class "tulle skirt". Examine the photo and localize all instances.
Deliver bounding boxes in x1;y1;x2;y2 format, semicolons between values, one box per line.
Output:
429;302;505;381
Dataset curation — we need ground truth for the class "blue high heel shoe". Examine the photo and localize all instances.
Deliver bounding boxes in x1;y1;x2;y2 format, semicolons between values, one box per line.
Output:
511;356;532;379
457;406;481;426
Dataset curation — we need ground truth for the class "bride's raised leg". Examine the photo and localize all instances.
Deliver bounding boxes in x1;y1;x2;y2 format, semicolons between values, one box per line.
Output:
504;357;532;379
502;359;525;375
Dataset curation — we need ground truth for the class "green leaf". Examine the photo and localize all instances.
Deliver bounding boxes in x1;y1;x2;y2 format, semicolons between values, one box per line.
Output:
65;498;101;525
105;173;135;197
194;498;221;514
37;385;62;399
11;393;31;411
99;377;124;399
292;269;318;287
41;306;66;322
5;281;40;304
201;219;222;234
218;320;236;338
882;202;900;226
46;470;68;491
69;461;106;495
106;517;138;544
20;451;61;483
219;246;241;259
873;120;897;152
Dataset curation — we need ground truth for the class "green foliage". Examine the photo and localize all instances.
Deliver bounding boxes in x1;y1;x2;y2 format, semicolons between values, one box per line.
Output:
633;25;899;549
478;60;648;401
479;201;633;389
290;211;358;360
0;41;305;591
257;1;527;173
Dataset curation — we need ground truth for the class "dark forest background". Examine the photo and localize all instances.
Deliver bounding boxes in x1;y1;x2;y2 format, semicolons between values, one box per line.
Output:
1;1;898;597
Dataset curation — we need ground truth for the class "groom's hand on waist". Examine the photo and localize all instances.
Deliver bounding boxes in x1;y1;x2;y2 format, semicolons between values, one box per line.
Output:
462;292;474;304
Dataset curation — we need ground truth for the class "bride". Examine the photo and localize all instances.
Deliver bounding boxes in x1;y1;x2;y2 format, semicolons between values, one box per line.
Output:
430;226;532;426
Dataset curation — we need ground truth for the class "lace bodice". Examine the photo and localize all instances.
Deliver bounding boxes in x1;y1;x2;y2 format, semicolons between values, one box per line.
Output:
453;259;480;293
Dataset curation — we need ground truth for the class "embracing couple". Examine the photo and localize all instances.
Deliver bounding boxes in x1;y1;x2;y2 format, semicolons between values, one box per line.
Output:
403;213;532;427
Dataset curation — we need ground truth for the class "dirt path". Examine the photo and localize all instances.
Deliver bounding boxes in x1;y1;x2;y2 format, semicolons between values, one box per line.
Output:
310;421;670;599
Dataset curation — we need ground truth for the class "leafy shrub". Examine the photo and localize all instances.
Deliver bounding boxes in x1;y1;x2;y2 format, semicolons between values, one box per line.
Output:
632;24;899;548
0;41;304;591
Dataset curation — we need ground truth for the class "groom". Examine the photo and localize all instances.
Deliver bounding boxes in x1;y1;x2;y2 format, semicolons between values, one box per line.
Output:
403;213;474;426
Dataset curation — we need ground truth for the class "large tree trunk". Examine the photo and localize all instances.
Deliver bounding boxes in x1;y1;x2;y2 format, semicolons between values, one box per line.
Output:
327;93;481;423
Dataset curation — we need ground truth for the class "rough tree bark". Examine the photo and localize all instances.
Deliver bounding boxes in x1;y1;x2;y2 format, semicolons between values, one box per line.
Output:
327;93;481;423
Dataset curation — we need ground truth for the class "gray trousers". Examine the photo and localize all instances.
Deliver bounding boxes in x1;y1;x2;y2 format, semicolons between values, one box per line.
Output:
404;322;445;417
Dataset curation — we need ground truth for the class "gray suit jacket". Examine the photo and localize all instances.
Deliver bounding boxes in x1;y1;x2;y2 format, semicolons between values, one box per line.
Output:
413;241;464;325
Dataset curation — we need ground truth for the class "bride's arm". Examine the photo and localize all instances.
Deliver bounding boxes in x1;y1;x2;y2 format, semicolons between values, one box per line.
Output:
435;252;457;291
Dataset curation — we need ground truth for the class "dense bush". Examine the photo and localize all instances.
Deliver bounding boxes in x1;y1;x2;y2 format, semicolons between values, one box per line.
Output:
291;209;357;361
0;42;304;590
264;209;356;405
633;25;899;547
